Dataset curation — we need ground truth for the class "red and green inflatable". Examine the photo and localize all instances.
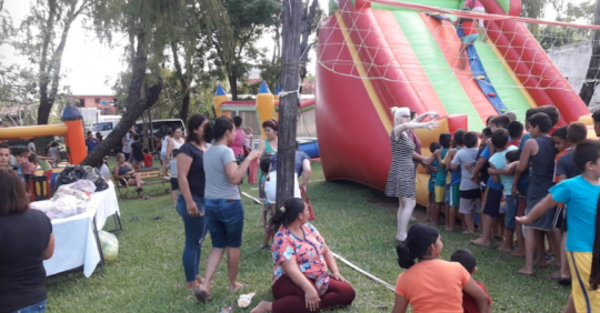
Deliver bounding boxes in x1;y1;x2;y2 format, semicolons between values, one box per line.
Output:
317;0;591;205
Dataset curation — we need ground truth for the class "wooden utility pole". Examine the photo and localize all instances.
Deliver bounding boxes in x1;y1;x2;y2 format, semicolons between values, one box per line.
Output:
276;0;303;208
579;0;600;106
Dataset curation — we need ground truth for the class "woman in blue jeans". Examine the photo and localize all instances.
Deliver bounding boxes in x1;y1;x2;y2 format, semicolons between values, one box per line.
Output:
176;114;212;291
195;116;262;303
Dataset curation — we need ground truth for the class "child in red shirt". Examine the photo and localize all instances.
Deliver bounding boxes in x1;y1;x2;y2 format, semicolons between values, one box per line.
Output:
456;9;482;70
451;249;492;313
143;148;153;168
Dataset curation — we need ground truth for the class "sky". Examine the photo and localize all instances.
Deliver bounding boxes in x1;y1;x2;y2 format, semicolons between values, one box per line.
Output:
0;0;590;95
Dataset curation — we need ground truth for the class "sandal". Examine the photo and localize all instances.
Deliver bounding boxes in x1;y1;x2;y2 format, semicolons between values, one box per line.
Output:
219;306;233;313
261;245;271;251
231;282;247;293
237;292;256;309
219;307;233;313
558;278;572;286
194;289;212;303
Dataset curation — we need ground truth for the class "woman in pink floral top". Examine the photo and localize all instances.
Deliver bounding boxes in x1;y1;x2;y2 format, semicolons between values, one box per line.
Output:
250;198;355;313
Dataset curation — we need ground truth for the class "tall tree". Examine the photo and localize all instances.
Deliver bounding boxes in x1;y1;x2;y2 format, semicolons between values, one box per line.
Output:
299;0;321;88
170;0;232;122
82;0;192;165
210;0;280;100
276;0;303;207
275;0;321;207
580;0;600;105
16;0;93;125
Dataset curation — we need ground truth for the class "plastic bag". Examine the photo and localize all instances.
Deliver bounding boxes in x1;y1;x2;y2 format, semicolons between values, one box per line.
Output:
54;165;109;192
52;183;91;201
98;230;119;262
29;200;55;213
70;180;97;194
61;102;82;121
46;194;88;219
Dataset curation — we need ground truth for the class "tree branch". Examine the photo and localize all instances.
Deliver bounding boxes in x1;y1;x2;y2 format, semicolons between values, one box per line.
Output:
302;0;319;33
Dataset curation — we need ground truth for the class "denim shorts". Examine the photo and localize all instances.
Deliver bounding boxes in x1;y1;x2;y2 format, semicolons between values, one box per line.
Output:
483;187;502;217
205;199;244;248
504;195;519;230
462;33;479;44
525;194;557;231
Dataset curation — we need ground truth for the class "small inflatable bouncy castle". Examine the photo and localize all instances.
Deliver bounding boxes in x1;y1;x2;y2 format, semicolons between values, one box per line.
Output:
0;103;87;164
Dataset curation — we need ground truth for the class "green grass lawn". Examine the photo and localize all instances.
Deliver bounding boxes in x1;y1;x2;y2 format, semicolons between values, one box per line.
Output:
46;161;570;312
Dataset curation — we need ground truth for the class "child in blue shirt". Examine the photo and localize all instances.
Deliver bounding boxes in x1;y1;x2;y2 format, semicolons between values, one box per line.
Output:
443;129;465;232
426;142;442;223
451;132;481;234
471;116;510;247
517;139;600;313
489;136;519;254
426;133;452;225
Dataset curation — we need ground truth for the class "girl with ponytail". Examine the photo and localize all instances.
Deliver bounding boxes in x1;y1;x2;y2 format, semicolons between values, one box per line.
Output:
250;198;355;313
391;223;489;313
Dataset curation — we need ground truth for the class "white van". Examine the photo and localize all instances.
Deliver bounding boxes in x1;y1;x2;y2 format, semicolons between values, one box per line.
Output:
90;115;122;139
134;119;187;138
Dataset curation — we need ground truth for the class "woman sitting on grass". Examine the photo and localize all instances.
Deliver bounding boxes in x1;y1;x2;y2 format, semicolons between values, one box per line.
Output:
391;223;490;313
113;153;144;199
250;198;355;313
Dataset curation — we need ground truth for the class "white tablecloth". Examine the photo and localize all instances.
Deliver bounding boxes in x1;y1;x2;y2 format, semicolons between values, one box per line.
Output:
41;181;120;277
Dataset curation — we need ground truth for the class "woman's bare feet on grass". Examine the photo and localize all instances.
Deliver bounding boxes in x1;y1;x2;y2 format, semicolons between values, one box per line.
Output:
535;260;549;268
549;271;562;280
518;267;534;276
445;227;453;232
196;275;214;285
185;281;200;291
470;238;490;247
511;250;525;257
250;301;272;313
547;258;561;267
497;245;512;252
462;230;474;234
229;281;246;292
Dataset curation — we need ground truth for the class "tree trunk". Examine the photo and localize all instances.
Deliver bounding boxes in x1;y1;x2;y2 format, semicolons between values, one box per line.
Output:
37;0;58;125
38;90;52;125
171;41;191;122
82;32;163;166
580;0;600;106
299;0;319;86
276;0;303;208
229;73;238;101
180;88;191;122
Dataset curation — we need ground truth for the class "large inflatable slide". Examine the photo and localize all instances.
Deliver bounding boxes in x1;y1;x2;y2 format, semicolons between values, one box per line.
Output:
316;0;591;204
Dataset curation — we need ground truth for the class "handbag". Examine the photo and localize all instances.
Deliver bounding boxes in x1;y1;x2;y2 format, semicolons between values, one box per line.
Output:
300;187;315;221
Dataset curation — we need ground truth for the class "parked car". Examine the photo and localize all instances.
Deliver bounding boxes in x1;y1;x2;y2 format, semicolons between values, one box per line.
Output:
90;115;121;139
134;119;187;139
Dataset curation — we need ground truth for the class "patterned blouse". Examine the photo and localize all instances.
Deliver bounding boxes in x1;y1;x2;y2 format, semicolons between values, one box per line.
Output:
271;222;329;295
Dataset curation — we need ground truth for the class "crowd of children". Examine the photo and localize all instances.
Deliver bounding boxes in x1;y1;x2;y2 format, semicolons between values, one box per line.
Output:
415;108;600;312
3;142;62;193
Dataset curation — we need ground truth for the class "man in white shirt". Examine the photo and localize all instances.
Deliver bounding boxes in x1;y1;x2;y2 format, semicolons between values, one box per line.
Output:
27;139;36;153
122;129;136;161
